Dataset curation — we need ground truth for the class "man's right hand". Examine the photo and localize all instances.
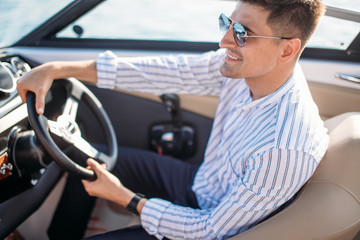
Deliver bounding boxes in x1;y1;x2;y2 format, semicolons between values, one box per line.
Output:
16;62;56;115
16;60;97;115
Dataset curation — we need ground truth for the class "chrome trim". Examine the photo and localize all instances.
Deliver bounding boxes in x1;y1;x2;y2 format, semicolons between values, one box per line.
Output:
326;6;360;23
336;73;360;84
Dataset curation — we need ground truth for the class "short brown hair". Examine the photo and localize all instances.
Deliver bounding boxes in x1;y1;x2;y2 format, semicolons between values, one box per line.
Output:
240;0;325;50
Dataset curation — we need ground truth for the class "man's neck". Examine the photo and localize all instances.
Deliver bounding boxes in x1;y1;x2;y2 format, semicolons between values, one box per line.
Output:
246;64;295;101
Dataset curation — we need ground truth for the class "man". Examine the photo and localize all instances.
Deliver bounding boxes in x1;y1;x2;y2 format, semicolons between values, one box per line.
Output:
16;0;328;239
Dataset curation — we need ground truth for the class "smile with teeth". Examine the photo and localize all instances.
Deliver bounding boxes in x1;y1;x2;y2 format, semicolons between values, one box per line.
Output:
227;53;241;60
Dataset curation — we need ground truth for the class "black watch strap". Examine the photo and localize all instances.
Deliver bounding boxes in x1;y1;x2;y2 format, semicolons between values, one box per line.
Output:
126;193;144;215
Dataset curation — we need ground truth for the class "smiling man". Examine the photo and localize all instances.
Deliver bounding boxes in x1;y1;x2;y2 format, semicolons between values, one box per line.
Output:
17;0;328;239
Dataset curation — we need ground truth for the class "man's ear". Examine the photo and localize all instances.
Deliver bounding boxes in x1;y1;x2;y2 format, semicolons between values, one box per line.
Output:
279;38;301;64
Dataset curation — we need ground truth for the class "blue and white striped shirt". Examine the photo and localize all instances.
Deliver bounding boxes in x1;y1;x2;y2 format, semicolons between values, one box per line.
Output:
96;49;329;239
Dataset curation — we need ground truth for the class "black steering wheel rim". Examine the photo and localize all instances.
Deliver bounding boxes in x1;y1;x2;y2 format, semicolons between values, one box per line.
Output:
26;78;118;180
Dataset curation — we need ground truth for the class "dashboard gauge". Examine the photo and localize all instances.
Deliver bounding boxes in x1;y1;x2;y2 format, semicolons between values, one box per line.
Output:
0;62;17;93
10;57;31;76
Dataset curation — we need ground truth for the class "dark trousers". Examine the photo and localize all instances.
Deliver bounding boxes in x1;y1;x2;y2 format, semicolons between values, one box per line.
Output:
47;146;200;240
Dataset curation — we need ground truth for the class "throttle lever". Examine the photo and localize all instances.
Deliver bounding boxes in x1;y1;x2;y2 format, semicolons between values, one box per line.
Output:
160;94;182;127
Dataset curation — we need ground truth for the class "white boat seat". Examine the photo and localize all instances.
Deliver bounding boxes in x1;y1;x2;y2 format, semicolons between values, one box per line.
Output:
230;112;360;240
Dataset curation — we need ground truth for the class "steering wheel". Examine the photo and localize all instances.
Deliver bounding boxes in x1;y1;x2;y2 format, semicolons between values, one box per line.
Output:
26;78;118;180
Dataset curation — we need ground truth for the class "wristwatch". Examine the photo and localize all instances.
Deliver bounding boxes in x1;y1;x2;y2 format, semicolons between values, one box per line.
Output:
126;193;144;215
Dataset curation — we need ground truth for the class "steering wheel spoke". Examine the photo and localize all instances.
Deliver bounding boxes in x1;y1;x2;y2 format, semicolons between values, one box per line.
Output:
72;137;113;167
47;119;63;137
73;136;99;159
62;97;79;121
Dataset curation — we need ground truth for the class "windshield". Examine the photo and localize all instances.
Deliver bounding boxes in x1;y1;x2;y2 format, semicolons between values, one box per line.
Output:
0;0;72;48
56;0;359;51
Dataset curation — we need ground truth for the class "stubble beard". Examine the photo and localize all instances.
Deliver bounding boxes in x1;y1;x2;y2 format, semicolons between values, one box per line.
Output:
220;61;242;79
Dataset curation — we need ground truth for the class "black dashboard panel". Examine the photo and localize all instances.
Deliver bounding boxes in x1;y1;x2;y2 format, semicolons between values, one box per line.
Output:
0;107;32;203
0;82;69;202
0;56;68;238
0;56;33;202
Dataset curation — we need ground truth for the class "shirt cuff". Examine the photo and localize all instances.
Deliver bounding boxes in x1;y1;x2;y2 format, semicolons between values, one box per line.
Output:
96;50;117;89
140;198;172;239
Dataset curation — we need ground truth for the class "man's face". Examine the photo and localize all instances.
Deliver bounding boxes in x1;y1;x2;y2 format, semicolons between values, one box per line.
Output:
219;2;284;80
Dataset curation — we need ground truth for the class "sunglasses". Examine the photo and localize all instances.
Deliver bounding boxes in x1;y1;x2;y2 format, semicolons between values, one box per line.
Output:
219;13;292;47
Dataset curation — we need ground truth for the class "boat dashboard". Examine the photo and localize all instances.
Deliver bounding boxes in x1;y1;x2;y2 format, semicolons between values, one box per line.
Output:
0;55;69;238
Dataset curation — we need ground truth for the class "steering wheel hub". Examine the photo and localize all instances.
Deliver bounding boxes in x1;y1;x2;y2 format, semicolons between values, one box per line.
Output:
57;115;81;143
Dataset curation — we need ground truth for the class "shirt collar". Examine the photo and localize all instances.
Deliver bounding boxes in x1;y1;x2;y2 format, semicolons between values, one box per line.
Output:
236;64;303;113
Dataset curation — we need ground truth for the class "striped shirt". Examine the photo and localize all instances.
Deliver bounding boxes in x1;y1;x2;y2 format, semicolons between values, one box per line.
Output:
96;49;329;239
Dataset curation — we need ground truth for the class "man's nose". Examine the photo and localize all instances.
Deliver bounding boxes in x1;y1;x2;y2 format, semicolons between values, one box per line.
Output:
219;27;237;49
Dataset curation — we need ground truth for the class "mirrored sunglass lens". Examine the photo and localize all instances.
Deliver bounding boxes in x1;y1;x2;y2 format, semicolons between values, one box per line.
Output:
219;14;230;33
233;24;246;37
234;31;246;46
233;24;246;46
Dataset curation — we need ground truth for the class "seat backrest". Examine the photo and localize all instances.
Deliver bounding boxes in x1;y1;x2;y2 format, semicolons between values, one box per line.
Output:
230;112;360;240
